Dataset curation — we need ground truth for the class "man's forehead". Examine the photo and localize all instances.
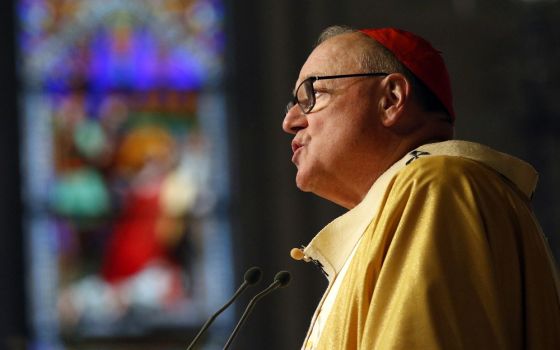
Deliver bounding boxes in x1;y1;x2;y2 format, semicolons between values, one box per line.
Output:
295;33;365;85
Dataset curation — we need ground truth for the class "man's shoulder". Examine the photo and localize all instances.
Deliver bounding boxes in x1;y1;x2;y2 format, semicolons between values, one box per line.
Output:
400;154;495;177
396;140;538;199
392;154;502;191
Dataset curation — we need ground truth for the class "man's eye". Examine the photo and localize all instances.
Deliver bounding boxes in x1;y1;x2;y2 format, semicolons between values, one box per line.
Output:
314;88;327;97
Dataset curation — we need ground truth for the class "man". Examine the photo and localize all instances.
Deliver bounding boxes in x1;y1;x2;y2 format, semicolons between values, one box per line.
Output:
283;26;560;349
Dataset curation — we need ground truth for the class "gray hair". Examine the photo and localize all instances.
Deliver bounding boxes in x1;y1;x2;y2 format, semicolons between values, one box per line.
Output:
316;25;450;119
316;25;407;75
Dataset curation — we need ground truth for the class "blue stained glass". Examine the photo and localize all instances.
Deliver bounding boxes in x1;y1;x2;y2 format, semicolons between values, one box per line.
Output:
166;46;206;90
19;0;232;349
133;29;159;90
20;0;225;93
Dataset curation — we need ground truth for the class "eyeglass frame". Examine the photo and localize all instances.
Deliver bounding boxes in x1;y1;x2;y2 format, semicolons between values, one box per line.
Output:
286;72;389;114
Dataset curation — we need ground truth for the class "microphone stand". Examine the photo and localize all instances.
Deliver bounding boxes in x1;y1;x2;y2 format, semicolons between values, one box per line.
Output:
223;271;291;350
186;267;262;350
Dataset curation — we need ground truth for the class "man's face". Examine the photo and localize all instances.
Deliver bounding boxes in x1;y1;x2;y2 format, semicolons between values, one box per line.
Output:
282;33;389;207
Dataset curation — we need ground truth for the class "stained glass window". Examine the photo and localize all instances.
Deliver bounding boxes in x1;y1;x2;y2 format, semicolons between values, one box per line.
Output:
18;0;232;348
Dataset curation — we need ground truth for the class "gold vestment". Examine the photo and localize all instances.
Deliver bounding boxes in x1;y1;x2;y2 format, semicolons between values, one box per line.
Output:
300;141;560;349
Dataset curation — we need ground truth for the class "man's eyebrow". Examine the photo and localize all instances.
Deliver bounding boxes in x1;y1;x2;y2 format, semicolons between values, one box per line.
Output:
302;72;323;80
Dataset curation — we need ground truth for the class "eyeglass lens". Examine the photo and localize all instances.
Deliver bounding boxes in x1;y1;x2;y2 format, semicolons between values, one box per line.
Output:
286;78;317;114
298;79;315;113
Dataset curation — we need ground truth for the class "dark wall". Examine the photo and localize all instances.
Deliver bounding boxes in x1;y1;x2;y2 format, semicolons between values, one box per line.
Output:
0;1;27;349
228;1;560;349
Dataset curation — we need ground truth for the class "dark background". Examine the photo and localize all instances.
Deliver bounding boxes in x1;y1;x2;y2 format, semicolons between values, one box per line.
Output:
2;0;560;349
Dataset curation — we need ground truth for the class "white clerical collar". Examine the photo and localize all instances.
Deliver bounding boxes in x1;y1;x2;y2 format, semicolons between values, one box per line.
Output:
294;140;538;282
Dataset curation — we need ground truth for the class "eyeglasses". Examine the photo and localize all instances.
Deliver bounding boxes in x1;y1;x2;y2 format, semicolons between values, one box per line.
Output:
286;72;388;114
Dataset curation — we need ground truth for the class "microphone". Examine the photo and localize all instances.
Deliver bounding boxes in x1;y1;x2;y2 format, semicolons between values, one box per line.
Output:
290;247;305;261
186;266;262;350
223;270;291;350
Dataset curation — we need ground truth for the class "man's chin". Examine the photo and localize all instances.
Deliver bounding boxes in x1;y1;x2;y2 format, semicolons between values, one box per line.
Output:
295;172;314;193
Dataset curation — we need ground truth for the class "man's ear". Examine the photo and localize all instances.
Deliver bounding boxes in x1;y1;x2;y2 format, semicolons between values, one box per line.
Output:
379;73;410;127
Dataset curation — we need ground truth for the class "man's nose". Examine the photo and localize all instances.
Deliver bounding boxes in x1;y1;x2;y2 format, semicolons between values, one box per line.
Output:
282;105;308;134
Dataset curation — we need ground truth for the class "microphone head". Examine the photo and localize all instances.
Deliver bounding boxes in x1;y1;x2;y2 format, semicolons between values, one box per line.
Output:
244;266;263;285
273;270;291;287
290;248;305;261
